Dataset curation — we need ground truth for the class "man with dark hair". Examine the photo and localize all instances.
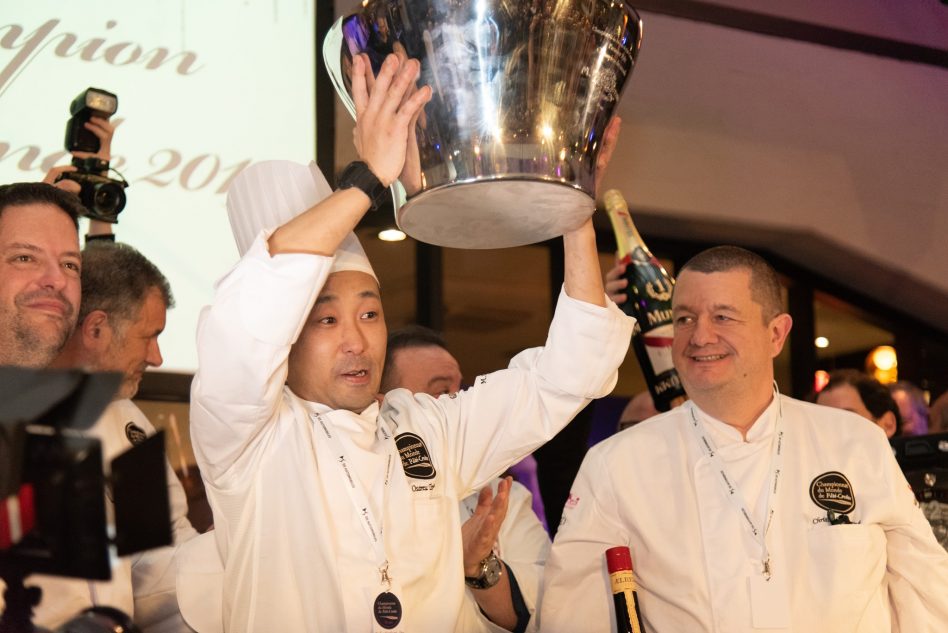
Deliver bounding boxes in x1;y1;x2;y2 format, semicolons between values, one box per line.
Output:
56;241;174;399
382;325;550;633
19;235;198;631
0;182;84;368
817;369;901;437
188;53;633;632
380;325;461;395
542;245;948;632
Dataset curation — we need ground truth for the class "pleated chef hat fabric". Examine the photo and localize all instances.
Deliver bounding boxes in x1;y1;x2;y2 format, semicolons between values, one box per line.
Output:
225;160;378;283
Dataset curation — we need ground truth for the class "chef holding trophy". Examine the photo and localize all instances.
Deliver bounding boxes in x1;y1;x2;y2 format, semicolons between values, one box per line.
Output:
181;1;642;632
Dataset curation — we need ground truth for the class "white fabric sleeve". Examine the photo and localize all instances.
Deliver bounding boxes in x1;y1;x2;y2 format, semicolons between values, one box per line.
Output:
190;231;332;485
883;440;948;632
539;447;627;633
497;481;551;633
390;286;633;495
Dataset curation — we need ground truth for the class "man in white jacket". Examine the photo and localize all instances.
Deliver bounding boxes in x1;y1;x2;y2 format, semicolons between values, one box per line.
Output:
541;245;948;632
381;325;551;633
50;241;198;631
189;53;633;633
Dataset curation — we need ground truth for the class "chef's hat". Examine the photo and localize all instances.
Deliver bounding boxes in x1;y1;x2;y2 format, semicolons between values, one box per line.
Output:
225;160;377;283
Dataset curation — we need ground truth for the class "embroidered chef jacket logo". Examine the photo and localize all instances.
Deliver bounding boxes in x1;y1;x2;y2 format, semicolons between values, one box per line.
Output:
395;432;436;480
125;422;147;445
809;471;855;514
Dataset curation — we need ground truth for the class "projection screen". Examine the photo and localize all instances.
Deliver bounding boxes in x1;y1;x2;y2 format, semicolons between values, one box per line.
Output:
0;0;317;372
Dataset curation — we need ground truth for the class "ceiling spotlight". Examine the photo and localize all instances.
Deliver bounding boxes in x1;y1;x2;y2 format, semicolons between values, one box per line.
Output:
814;336;829;349
378;228;406;242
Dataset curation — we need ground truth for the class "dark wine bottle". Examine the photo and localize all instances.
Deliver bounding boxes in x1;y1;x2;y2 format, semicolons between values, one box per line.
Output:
606;546;646;633
603;189;686;412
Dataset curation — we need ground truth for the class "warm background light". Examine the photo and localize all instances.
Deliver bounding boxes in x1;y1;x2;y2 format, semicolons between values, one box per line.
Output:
866;345;898;384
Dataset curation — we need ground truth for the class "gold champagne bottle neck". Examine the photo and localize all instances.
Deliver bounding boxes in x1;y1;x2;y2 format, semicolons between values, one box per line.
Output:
602;189;647;260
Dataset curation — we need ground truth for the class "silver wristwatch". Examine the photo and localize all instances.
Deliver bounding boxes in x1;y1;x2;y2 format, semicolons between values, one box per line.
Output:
464;552;503;590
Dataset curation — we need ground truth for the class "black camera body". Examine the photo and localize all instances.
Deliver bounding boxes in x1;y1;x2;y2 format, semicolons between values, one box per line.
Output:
56;157;128;223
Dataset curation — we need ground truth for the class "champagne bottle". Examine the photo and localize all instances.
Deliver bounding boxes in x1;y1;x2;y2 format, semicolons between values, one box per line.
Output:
603;189;686;412
606;546;646;633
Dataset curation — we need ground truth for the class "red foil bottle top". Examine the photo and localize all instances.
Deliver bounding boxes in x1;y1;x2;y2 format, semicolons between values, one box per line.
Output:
606;546;633;573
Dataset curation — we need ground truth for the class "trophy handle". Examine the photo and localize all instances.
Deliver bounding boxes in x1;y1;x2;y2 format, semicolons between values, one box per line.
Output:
322;16;408;213
322;17;356;119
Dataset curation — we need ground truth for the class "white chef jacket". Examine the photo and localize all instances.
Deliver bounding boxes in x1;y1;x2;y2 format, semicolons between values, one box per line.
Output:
459;479;551;633
539;396;948;633
188;233;633;633
2;399;197;629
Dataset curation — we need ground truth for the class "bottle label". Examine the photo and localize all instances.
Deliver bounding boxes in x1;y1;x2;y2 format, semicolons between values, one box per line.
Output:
641;323;674;376
610;570;636;593
652;369;683;398
620;248;675;327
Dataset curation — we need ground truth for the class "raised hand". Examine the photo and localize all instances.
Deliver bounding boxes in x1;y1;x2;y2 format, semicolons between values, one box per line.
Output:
72;116;116;163
605;256;629;305
42;164;80;195
461;477;511;577
351;53;431;187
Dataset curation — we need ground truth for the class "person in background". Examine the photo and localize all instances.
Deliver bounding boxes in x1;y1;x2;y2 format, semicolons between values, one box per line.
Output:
929;390;948;435
46;244;197;632
540;245;948;632
816;369;901;438
0;182;83;368
890;380;930;436
37;116;198;631
382;325;551;632
617;391;660;432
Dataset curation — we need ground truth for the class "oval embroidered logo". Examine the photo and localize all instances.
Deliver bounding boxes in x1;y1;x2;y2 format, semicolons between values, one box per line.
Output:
125;422;147;446
809;471;855;514
395;432;436;480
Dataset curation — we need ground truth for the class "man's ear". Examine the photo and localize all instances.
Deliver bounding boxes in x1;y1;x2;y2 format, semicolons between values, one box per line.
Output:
80;310;112;351
769;313;793;358
877;411;897;439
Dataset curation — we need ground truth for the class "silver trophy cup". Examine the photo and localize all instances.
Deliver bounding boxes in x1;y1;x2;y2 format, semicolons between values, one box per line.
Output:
325;0;643;248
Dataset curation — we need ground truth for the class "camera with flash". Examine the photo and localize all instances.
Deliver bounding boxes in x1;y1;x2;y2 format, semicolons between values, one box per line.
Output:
57;88;129;223
64;87;118;153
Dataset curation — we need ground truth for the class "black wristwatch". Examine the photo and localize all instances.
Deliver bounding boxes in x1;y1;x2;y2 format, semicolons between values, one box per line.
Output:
337;161;388;210
464;552;503;590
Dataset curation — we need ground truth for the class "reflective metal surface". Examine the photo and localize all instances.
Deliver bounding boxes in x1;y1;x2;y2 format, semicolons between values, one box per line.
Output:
325;0;643;248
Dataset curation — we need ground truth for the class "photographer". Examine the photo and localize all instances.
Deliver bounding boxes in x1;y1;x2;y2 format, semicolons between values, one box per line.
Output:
1;97;199;631
42;115;119;242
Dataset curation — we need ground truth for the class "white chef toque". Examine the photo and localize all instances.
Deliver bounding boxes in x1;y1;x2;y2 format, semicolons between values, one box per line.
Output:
225;159;377;283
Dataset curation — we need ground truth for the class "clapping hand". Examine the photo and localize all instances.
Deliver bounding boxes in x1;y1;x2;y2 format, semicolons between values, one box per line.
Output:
461;477;512;578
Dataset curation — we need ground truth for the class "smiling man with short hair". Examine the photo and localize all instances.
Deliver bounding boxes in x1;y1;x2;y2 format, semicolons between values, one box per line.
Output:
0;182;83;368
542;245;948;633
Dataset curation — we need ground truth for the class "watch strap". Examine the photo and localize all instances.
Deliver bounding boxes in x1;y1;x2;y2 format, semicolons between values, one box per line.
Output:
337;160;388;210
